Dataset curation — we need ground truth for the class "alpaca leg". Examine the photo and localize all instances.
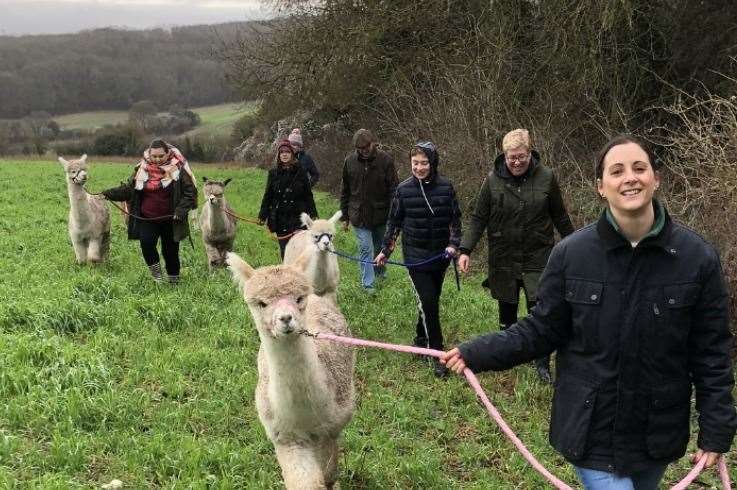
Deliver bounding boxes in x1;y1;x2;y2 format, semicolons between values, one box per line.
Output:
87;238;102;264
72;237;88;264
275;444;327;490
317;438;340;489
100;232;111;261
204;243;220;270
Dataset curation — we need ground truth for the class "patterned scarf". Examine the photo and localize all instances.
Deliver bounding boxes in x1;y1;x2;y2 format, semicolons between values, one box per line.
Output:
134;144;197;191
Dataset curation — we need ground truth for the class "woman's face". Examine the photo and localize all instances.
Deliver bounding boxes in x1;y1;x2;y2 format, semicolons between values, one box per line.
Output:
505;146;530;177
279;150;293;164
149;148;168;164
411;152;431;180
597;142;659;215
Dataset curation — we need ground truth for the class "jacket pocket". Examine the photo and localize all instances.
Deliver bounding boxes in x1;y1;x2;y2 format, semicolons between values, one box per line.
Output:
564;279;604;352
646;382;691;459
549;378;598;461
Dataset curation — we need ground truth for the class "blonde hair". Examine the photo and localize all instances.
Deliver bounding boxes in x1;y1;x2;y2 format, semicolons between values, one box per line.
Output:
502;129;531;152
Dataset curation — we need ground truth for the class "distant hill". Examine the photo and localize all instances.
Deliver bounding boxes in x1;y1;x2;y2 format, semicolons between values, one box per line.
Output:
0;22;259;118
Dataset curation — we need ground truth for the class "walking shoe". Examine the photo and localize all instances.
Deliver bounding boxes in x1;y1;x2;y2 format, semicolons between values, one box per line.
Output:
363;286;376;296
433;358;449;379
167;275;180;285
412;336;429;361
148;263;163;282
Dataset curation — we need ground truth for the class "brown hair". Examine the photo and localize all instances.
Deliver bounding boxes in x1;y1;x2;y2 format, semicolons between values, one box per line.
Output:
595;134;660;180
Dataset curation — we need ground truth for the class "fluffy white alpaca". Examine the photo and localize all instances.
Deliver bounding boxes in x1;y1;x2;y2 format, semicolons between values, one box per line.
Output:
283;211;342;302
58;154;111;264
198;177;237;269
227;252;355;489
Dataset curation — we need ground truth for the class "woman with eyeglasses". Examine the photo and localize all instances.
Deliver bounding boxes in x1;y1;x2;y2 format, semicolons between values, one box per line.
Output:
258;139;318;259
442;134;736;489
101;139;197;283
457;128;574;383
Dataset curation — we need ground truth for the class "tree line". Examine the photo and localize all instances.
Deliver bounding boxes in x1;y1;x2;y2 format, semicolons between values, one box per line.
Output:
0;22;255;118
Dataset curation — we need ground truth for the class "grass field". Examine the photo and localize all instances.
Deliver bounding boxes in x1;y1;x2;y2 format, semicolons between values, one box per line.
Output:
53;102;255;137
0;159;730;488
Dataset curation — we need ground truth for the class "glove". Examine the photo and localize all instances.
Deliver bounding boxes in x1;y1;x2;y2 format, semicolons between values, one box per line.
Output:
173;208;188;221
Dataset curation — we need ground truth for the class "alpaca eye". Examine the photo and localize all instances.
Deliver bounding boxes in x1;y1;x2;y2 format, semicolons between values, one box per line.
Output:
257;301;267;308
296;296;305;305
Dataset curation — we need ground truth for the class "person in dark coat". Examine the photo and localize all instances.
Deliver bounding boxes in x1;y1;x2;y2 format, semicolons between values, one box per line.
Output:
101;139;197;283
339;128;399;293
442;135;737;490
375;141;462;378
259;139;318;259
288;128;320;187
458;128;574;383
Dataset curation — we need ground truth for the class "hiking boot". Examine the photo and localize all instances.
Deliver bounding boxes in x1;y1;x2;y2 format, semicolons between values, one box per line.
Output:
148;263;163;282
433;358;449;379
534;357;553;385
363;286;376;296
412;336;429;360
167;275;180;285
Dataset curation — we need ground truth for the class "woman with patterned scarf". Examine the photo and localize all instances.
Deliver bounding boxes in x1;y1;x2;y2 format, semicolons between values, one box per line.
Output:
101;139;197;283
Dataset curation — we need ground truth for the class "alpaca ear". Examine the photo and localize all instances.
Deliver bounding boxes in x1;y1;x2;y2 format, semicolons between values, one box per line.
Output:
328;210;342;224
300;212;313;228
80;154;88;163
292;249;311;273
226;252;255;285
202;176;209;183
58;156;69;167
223;178;232;187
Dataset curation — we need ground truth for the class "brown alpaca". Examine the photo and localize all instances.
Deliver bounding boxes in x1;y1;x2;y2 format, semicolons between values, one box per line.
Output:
58;154;111;264
198;177;237;269
227;252;355;489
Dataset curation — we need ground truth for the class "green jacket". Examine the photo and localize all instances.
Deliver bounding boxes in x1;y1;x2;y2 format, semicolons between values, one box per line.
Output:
339;147;398;228
102;164;197;242
460;152;574;302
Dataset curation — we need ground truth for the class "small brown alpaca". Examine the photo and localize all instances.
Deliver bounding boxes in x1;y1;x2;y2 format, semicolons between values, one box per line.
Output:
227;252;355;489
58;154;111;264
198;177;237;269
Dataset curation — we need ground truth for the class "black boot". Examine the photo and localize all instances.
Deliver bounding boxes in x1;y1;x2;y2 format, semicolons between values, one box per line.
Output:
412;336;429;361
433;358;449;378
534;356;552;384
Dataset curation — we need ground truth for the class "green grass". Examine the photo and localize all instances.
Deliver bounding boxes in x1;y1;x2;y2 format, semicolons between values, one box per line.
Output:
0;159;731;488
53;102;255;136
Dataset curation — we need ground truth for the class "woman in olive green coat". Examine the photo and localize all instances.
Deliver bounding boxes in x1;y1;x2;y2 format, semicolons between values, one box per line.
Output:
458;129;574;383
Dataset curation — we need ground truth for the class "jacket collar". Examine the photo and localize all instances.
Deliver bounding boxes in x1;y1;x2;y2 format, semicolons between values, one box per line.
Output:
596;200;674;252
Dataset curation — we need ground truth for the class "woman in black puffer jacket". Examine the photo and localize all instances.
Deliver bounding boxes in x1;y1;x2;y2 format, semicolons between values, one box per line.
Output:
375;141;462;378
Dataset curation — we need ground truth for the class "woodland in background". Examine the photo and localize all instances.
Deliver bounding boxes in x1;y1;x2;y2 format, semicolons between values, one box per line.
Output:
0;23;253;119
222;0;737;332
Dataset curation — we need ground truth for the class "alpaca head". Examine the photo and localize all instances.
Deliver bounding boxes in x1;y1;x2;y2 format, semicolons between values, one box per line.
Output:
227;252;313;338
202;177;231;207
58;154;89;186
300;210;342;253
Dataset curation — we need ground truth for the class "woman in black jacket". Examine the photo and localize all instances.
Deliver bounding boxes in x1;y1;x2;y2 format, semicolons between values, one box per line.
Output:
102;139;197;283
259;139;318;258
375;141;462;378
441;135;736;489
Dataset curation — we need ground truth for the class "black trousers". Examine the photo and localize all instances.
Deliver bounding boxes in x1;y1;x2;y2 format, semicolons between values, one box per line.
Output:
498;279;550;369
408;266;448;351
138;220;180;276
277;234;294;259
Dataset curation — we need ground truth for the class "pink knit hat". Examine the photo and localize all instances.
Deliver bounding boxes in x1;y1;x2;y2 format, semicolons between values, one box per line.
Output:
288;128;303;147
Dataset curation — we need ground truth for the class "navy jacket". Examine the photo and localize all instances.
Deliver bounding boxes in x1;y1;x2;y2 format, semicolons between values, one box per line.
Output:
459;203;736;475
296;150;320;187
381;173;462;271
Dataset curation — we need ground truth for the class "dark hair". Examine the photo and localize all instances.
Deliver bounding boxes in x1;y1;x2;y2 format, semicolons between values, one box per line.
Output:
150;139;169;152
595;134;660;180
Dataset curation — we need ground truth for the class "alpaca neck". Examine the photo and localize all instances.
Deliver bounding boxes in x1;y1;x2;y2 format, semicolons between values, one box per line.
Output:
260;332;328;408
308;250;331;294
67;180;91;222
207;200;227;231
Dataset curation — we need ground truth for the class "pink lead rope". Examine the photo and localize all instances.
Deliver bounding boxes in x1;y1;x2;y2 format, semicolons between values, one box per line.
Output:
304;331;732;489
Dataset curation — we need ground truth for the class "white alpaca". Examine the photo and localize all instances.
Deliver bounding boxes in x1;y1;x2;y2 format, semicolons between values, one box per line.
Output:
227;252;355;490
198;177;237;269
283;211;342;302
58;154;111;264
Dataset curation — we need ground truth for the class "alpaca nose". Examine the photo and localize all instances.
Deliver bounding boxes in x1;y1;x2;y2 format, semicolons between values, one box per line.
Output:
279;313;293;324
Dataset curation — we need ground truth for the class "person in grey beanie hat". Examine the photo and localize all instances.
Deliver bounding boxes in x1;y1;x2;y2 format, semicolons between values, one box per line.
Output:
288;128;320;187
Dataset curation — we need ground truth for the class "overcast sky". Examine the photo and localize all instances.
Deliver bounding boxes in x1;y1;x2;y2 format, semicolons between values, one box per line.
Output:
0;0;273;36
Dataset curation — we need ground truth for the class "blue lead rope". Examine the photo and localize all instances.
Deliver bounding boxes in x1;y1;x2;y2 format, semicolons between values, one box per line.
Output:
329;249;461;291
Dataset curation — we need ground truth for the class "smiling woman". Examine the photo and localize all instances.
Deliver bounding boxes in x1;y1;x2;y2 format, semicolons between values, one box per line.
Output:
443;134;737;490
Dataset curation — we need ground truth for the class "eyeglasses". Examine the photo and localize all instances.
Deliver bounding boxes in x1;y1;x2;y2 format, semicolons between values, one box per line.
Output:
150;153;167;160
506;153;529;163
